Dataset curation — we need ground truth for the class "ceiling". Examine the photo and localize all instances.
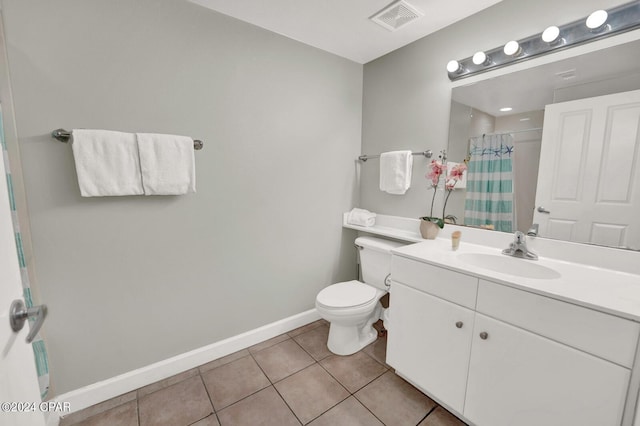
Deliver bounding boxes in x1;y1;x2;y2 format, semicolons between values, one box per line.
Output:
452;38;640;117
188;0;504;64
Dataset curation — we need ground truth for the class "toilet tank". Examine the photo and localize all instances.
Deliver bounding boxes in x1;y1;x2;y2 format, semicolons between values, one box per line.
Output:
356;236;407;290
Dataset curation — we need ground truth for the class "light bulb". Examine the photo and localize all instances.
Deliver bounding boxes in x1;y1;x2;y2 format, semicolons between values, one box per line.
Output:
447;60;461;73
586;10;608;30
472;51;488;65
542;26;560;43
503;40;521;56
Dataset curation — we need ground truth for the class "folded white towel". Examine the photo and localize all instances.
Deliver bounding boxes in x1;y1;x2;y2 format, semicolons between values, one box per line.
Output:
71;129;144;197
379;151;413;195
137;133;196;195
347;208;376;227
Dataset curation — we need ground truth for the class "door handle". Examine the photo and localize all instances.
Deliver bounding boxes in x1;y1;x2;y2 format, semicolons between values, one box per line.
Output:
537;206;551;214
9;299;48;343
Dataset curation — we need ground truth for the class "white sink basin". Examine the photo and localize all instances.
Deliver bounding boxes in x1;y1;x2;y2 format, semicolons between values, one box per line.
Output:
458;253;561;280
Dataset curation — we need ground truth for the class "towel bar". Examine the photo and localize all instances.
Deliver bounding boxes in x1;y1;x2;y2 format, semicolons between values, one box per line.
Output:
51;128;204;150
358;150;432;162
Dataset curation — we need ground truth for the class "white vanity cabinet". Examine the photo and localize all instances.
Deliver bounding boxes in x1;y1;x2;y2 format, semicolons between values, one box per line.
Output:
387;282;475;413
465;313;630;426
387;256;478;413
388;254;640;426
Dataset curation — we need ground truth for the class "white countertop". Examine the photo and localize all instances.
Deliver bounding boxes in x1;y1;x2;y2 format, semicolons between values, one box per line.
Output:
343;213;424;243
392;238;640;322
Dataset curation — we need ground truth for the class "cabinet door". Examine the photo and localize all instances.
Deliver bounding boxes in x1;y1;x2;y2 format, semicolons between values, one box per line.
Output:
465;314;630;426
387;282;475;413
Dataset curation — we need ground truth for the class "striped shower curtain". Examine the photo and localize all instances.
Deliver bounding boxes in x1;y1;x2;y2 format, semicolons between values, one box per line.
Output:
1;105;50;399
464;133;516;232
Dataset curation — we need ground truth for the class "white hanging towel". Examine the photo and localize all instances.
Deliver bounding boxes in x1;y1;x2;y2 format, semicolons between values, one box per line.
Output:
136;133;196;195
71;129;144;197
379;150;413;195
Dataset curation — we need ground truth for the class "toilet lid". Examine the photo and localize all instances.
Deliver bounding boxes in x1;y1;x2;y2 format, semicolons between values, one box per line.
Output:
316;280;378;309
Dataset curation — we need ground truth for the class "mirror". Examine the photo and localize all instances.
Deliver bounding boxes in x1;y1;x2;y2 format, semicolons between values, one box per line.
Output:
447;38;640;250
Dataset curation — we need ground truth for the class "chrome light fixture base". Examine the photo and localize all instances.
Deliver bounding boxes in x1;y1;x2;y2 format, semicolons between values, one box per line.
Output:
447;1;640;81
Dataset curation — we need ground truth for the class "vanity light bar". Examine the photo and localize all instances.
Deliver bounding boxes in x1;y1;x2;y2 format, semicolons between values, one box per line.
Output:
447;0;640;81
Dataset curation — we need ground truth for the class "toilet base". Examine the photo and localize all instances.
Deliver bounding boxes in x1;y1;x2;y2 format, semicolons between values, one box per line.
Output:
327;323;378;356
325;303;382;356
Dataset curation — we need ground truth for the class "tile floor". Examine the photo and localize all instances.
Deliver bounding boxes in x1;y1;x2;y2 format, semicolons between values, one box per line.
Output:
59;320;466;426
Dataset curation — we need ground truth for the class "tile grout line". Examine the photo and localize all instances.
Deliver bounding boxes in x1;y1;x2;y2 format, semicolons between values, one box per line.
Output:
136;396;141;426
277;327;393;425
66;321;406;426
353;395;390;426
202;354;272;418
351;372;396;426
285;333;358;424
352;332;402;425
314;350;386;395
248;349;305;425
302;393;351;425
292;337;389;425
195;371;219;425
288;328;324;360
249;330;364;425
199;334;317;421
417;404;439;425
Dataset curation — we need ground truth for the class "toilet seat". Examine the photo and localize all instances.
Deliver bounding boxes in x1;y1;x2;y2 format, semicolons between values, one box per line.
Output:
316;280;378;309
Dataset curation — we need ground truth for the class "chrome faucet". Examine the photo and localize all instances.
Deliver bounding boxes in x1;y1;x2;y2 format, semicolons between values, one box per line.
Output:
502;231;538;260
527;223;539;237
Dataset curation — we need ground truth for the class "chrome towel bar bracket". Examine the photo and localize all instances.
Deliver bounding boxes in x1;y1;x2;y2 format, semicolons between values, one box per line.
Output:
51;128;204;150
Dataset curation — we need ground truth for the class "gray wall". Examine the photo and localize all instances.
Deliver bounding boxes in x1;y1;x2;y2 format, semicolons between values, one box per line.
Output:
361;0;631;219
1;0;362;394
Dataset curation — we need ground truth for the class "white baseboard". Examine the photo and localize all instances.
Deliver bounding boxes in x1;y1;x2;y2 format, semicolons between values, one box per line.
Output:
47;308;320;425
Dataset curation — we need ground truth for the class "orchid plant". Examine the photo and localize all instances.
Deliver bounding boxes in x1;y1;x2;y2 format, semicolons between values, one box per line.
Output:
421;159;467;229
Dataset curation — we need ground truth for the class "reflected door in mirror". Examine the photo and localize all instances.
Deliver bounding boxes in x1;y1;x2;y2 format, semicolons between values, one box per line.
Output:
534;89;640;250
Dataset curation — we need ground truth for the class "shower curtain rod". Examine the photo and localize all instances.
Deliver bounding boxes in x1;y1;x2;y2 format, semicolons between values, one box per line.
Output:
51;128;204;150
479;127;543;137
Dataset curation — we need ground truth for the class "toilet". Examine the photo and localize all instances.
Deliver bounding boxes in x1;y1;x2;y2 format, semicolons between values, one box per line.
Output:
315;236;406;356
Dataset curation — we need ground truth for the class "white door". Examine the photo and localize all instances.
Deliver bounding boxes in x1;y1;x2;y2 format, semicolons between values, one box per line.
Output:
0;143;45;425
534;89;640;249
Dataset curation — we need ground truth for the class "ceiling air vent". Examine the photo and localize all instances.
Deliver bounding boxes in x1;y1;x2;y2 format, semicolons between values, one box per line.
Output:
370;0;424;32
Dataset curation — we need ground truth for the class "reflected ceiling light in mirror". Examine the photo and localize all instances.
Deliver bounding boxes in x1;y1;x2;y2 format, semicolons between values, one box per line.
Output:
503;40;523;56
446;0;640;81
586;9;609;32
499;107;513;112
542;26;561;44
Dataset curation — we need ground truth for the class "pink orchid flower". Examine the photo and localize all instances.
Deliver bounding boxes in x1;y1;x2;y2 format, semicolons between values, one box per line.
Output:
425;160;446;187
448;163;467;181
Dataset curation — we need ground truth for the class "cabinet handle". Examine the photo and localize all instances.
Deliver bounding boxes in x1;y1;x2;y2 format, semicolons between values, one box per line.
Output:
455;321;463;329
479;331;489;340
